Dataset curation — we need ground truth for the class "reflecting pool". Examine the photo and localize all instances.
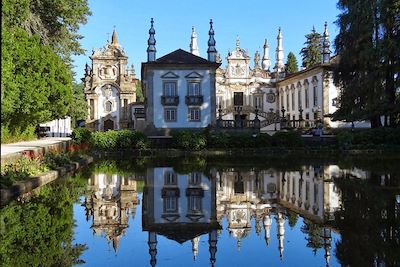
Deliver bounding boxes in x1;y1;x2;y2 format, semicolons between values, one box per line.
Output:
1;156;399;267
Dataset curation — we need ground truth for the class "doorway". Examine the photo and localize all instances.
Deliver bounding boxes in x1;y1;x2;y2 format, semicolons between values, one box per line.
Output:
103;119;114;131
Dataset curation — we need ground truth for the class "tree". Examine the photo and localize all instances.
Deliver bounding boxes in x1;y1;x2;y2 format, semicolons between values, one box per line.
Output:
333;0;400;128
70;82;88;126
136;83;144;102
1;28;73;134
1;0;90;142
286;52;299;74
300;27;322;69
2;0;91;62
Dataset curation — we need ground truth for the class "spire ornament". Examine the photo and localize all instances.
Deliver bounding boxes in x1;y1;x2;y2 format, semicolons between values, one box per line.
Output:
262;39;271;71
322;21;331;63
190;27;200;56
275;27;284;73
147;18;156;62
207;19;217;62
111;27;118;46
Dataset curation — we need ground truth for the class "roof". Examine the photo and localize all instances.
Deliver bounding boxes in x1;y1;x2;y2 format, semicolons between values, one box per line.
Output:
155;49;215;65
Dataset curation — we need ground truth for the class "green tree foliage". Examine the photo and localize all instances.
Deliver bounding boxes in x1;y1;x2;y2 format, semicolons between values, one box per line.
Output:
1;0;90;143
70;82;88;126
333;175;400;266
1;28;73;138
136;83;144;102
300;27;322;68
0;178;88;266
2;0;91;61
333;0;400;127
286;52;299;74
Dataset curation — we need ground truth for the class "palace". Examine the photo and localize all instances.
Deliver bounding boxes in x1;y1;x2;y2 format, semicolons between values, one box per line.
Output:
83;19;366;133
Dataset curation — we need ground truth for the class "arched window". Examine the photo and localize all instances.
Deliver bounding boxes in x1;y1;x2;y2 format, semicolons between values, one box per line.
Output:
105;101;112;112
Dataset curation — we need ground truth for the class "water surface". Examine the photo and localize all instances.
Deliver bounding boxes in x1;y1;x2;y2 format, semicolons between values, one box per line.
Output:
1;156;399;267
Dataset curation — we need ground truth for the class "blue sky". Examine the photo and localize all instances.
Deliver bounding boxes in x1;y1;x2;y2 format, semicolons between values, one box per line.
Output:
72;0;340;82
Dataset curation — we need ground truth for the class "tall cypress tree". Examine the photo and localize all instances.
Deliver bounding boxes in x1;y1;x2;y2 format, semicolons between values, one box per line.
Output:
300;27;322;68
333;0;399;127
286;52;299;74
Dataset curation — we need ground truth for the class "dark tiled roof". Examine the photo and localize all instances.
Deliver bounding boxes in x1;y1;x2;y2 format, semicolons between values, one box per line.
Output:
155;49;211;64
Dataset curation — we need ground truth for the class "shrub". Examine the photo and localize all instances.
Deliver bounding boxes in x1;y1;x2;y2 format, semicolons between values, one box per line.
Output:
90;130;149;150
1;157;48;188
43;152;72;169
271;131;304;147
336;131;354;149
71;127;92;144
172;131;206;150
1;125;36;144
255;133;272;147
207;132;230;148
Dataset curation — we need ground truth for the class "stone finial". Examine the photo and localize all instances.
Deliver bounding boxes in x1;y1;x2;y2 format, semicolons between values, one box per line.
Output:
207;19;217;62
147;18;156;62
190;26;200;56
111;28;118;46
262;39;271;71
254;50;260;68
275;27;284;73
322;21;331;63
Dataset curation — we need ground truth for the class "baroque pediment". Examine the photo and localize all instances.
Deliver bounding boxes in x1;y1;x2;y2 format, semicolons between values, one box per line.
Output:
185;71;203;79
161;71;179;79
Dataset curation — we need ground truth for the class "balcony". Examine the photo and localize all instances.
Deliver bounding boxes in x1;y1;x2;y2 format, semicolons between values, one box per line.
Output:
161;96;179;106
185;95;203;106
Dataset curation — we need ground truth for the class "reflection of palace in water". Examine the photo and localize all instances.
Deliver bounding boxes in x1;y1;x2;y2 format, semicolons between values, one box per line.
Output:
142;167;220;266
84;173;140;252
83;165;380;266
141;165;352;266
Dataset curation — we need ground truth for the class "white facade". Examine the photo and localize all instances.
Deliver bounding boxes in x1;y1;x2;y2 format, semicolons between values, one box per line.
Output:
83;30;139;131
144;167;214;224
150;69;213;129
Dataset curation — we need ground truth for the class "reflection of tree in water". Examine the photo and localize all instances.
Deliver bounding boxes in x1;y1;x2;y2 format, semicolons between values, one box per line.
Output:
333;175;400;266
0;175;88;266
287;211;298;228
301;219;324;254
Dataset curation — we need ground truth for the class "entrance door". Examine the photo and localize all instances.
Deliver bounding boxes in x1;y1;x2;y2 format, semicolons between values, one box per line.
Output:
103;119;114;131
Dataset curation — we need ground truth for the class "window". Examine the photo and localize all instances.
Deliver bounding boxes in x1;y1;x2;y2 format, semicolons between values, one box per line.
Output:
163;196;178;212
332;97;337;107
217;96;224;108
291;91;295;111
123;99;128;119
188;196;202;212
253;95;263;109
313;86;318;106
234;92;244;106
105;101;112;112
305;113;310;120
189;108;201;121
305;87;309;108
280;94;284;109
164;108;177;122
164;171;176;185
163;82;177;96
306;181;310;201
188;82;200;96
286;94;289;110
298;90;302;108
90;99;95;119
189;172;201;185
